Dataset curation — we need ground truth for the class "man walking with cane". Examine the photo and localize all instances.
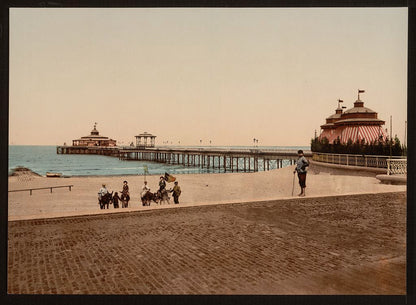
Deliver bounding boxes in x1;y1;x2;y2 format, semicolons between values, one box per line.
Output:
293;150;309;197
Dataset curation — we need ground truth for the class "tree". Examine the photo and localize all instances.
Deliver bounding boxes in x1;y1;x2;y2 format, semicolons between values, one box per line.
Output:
392;135;402;156
310;136;402;156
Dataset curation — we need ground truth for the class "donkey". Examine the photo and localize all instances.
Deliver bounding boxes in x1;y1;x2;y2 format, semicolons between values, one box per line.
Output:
120;193;130;208
99;191;113;209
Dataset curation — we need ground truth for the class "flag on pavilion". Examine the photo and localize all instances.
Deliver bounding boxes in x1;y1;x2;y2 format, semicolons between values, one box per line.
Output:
358;89;365;93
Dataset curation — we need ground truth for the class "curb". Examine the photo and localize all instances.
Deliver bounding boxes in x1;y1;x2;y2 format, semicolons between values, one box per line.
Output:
376;174;407;185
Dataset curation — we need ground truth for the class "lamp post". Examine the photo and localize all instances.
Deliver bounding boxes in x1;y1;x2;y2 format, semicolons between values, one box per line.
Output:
405;120;407;147
390;115;392;158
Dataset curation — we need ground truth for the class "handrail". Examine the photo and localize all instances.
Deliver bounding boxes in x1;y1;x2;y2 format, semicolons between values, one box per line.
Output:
312;152;406;159
312;152;400;169
8;185;74;196
313;152;407;173
119;147;312;156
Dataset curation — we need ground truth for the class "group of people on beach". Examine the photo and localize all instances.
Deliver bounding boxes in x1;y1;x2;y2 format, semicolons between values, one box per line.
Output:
141;176;182;205
97;176;181;209
97;180;130;209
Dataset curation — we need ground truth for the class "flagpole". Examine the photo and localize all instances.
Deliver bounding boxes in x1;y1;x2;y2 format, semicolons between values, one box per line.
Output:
358;89;365;100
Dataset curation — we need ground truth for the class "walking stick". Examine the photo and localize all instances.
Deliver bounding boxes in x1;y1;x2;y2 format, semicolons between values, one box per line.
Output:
291;171;296;196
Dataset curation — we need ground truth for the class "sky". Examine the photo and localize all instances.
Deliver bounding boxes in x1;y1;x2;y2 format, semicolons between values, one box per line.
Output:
9;8;408;147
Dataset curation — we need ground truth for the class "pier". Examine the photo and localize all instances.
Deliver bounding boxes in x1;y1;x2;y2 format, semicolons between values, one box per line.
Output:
56;146;311;172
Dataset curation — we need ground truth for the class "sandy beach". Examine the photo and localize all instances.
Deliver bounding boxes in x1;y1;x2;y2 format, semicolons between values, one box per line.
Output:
8;164;406;221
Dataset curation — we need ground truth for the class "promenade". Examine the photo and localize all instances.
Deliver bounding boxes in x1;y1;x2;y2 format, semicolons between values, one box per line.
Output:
8;192;406;295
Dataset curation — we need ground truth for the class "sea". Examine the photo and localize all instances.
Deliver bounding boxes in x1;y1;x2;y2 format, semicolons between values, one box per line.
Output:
8;145;309;177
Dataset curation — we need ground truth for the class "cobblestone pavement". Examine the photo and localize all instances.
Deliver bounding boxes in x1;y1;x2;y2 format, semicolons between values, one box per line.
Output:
8;192;406;294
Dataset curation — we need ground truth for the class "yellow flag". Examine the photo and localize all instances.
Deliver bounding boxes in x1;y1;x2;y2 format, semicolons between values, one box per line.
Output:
164;172;176;183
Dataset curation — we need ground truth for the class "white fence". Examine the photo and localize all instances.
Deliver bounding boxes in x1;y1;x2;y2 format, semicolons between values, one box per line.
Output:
312;152;389;168
313;152;407;174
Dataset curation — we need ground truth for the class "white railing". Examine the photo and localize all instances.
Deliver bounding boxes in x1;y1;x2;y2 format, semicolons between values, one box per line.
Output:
387;159;407;175
312;152;391;168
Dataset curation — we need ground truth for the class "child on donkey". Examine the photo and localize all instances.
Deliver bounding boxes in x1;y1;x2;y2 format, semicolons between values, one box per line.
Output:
121;180;130;208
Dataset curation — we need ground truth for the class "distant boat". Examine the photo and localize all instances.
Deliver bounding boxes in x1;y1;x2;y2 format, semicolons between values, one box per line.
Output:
46;172;62;178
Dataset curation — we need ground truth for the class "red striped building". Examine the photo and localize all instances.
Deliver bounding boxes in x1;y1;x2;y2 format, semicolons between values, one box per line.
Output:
319;92;388;145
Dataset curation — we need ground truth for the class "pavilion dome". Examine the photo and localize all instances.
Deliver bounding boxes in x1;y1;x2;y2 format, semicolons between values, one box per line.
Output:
90;126;99;136
343;99;376;115
72;123;117;147
343;106;377;114
327;113;342;119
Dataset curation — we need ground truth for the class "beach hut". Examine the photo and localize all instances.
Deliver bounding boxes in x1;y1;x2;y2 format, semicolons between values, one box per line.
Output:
72;123;117;147
319;91;388;144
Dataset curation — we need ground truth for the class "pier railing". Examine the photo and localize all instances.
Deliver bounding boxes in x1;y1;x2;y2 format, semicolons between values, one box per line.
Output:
312;152;407;172
118;146;312;155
